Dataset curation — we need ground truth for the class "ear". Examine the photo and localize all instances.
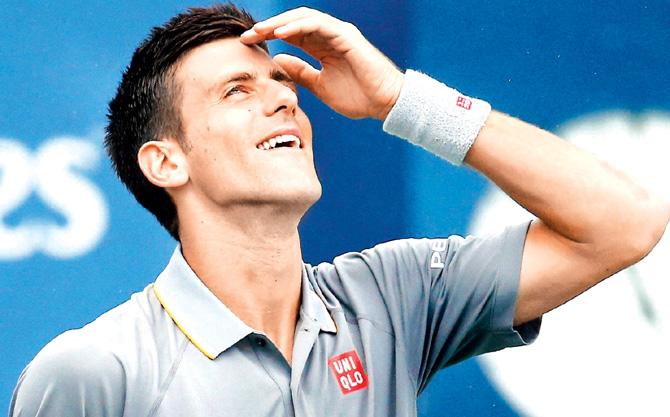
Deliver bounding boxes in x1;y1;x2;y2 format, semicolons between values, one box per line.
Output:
137;140;189;189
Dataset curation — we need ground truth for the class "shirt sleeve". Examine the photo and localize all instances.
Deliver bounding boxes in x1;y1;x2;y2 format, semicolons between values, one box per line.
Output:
325;221;540;393
9;332;126;417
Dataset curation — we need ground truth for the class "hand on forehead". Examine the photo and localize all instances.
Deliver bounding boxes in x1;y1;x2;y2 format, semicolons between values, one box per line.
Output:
240;7;404;121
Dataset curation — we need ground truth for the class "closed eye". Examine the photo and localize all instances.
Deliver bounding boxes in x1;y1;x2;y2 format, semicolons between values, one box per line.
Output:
224;85;248;98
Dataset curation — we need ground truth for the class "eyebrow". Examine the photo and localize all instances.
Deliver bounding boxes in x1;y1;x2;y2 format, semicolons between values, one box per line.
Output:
224;71;255;84
213;69;296;93
269;69;294;85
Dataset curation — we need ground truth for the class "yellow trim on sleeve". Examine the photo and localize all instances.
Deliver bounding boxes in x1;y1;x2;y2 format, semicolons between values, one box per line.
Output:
152;284;217;360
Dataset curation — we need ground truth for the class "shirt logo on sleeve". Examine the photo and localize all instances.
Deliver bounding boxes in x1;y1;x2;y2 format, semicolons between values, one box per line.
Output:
430;239;448;269
328;350;369;394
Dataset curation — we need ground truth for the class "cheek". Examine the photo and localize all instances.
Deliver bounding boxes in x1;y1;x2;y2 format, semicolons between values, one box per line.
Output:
296;109;313;144
198;109;255;150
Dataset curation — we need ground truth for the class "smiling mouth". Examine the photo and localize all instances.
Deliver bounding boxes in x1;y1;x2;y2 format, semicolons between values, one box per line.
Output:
256;134;301;150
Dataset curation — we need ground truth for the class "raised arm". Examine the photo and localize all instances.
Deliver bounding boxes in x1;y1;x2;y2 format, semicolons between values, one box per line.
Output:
468;111;668;324
241;7;670;325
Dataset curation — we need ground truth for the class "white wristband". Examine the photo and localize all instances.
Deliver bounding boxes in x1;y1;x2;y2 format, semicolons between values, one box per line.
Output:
382;70;491;165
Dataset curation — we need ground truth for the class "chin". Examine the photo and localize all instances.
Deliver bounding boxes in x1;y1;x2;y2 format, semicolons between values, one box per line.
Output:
281;182;322;210
273;179;322;216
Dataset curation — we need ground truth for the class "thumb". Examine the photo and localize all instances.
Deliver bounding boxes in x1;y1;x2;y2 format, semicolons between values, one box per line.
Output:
273;54;320;93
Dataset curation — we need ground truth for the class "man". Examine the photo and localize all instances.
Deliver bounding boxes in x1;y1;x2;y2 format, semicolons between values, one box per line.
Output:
10;4;669;417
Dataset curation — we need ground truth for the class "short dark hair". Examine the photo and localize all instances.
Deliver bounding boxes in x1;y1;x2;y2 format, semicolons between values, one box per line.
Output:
105;4;268;240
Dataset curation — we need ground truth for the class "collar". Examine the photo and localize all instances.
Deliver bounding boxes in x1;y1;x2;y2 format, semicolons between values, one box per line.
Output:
153;246;336;360
300;265;338;334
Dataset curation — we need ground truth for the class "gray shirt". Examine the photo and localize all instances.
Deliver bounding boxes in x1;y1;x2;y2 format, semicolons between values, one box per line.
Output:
10;222;539;417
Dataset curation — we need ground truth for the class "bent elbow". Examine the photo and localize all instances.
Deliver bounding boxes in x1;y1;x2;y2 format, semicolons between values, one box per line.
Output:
617;197;670;266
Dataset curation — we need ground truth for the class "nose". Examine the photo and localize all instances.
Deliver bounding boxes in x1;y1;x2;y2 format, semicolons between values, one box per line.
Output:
264;80;298;117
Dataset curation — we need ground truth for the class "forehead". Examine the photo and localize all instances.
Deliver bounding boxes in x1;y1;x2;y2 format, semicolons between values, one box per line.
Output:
174;37;276;91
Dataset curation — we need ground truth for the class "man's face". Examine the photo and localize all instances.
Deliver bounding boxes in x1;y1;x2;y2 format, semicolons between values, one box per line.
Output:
173;37;321;215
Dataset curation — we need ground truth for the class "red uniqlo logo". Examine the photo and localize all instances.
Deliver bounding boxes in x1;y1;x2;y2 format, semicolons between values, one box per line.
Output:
327;350;369;395
456;96;472;110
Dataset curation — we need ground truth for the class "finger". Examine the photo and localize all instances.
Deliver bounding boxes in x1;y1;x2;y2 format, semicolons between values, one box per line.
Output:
240;7;318;44
239;28;273;44
241;8;348;45
273;54;320;93
243;15;345;50
254;7;319;33
273;16;339;41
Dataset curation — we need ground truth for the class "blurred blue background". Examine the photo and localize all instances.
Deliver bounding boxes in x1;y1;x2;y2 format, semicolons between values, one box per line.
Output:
2;1;669;415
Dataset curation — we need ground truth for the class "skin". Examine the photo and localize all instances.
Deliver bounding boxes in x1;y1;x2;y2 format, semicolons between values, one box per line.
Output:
139;7;670;364
138;38;321;363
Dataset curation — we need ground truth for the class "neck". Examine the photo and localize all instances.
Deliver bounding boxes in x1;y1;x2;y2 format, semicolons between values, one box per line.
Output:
178;202;305;363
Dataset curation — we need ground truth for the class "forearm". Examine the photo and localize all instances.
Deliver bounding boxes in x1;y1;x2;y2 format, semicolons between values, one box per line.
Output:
384;69;668;281
466;111;667;256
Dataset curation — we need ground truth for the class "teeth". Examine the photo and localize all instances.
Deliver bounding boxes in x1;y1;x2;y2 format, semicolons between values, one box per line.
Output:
257;134;301;150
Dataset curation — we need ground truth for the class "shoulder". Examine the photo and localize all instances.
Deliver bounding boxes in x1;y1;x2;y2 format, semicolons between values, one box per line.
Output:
24;327;126;388
314;224;529;286
309;225;529;317
17;287;157;389
309;238;443;325
316;236;462;283
11;284;178;416
10;323;127;417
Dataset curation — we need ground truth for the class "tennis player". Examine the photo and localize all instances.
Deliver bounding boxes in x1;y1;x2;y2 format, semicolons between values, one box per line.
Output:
10;4;669;417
